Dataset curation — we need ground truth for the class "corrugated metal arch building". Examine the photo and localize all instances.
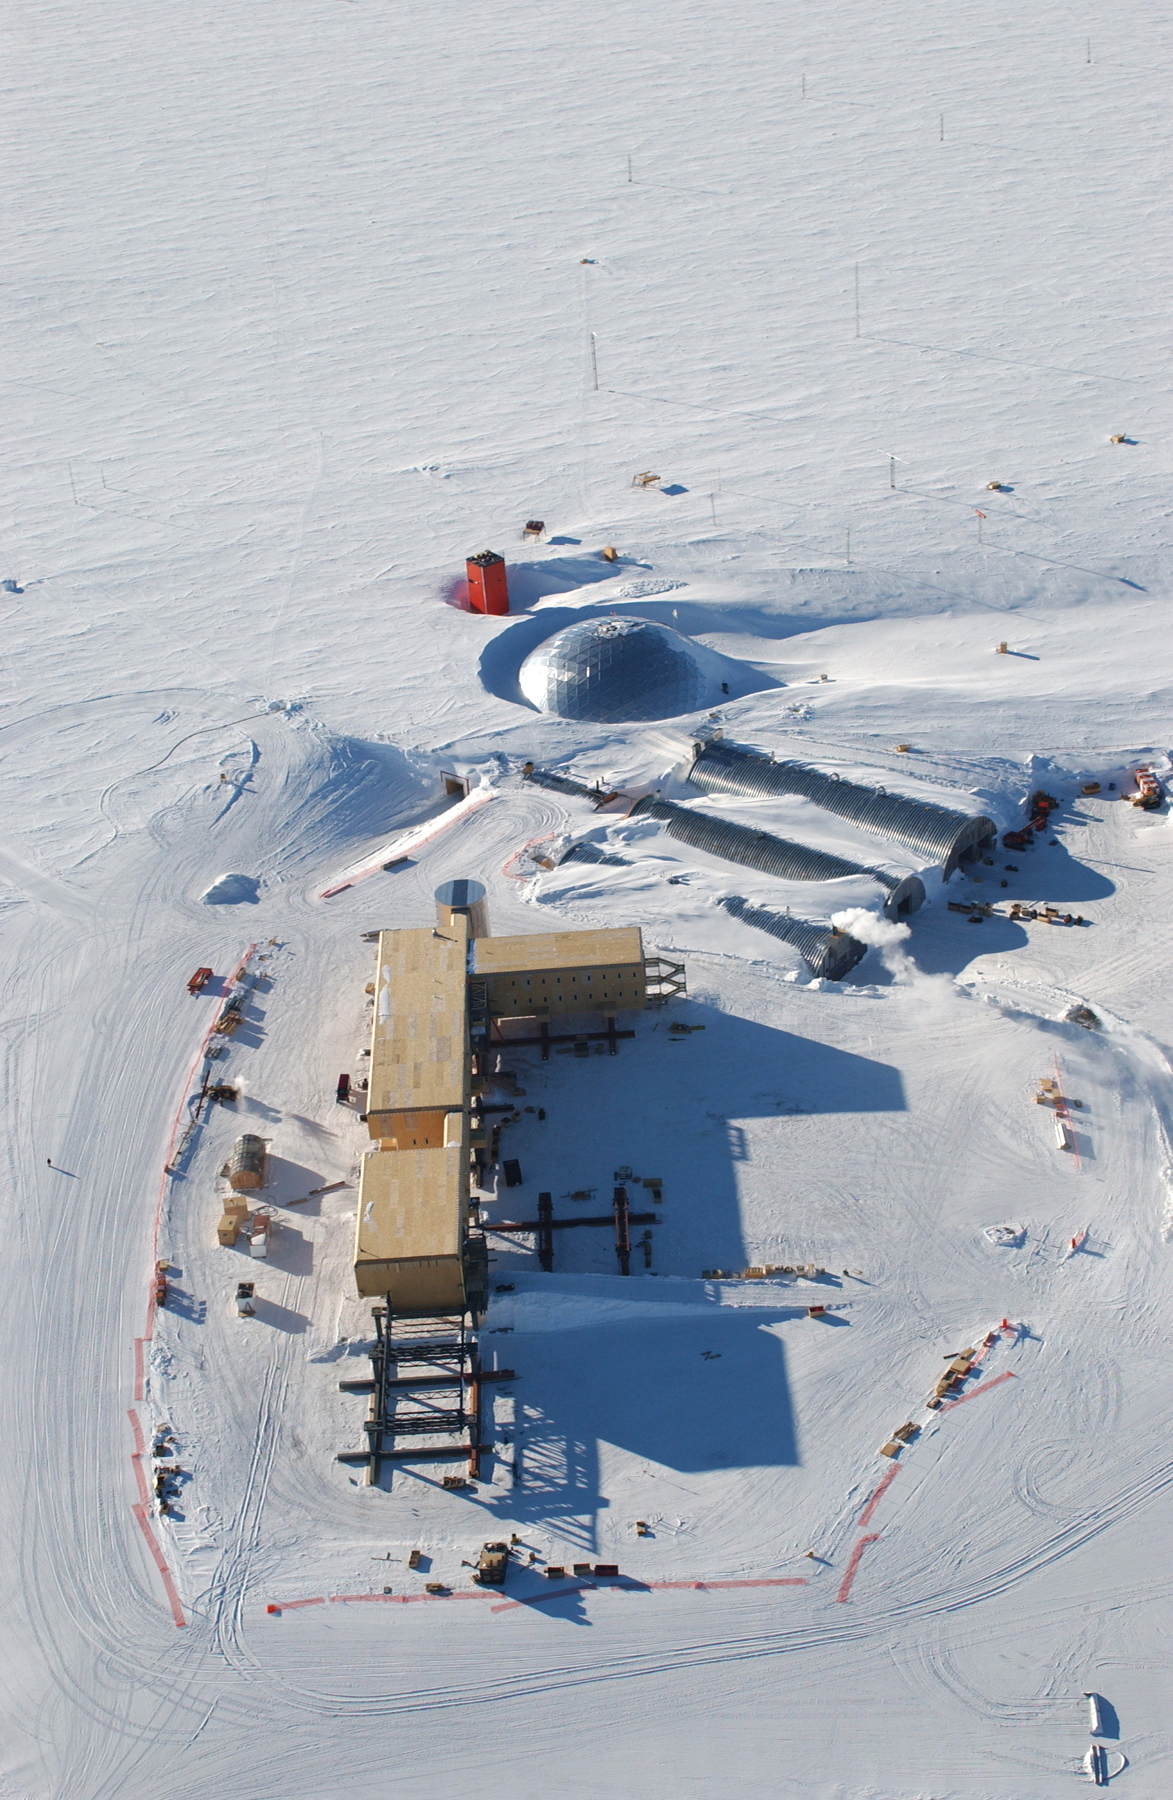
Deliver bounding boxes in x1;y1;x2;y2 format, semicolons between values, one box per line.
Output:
686;740;995;878
718;897;867;979
630;795;925;919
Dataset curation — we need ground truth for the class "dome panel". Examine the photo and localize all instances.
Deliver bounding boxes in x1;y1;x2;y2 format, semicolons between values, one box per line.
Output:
519;616;712;721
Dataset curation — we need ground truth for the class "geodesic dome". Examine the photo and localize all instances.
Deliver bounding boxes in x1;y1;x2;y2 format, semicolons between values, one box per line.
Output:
518;615;712;721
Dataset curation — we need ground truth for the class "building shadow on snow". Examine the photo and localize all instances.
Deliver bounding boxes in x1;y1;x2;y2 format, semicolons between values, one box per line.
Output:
466;1312;801;1578
483;1002;904;1280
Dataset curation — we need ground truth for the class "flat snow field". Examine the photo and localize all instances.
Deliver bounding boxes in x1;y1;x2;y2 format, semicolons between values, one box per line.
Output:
3;0;1173;1795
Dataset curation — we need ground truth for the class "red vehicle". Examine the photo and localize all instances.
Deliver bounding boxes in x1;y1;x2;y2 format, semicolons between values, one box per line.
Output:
187;966;214;995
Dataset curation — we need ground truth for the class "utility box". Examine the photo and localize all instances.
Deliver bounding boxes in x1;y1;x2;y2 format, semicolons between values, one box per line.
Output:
467;551;508;616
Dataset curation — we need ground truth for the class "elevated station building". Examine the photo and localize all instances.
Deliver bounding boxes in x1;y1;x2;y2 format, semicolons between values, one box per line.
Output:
354;887;681;1316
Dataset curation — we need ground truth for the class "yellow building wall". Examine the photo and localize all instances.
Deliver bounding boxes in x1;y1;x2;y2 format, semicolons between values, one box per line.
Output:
485;961;647;1018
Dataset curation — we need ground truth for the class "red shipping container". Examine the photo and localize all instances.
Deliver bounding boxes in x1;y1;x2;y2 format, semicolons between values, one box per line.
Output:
467;550;508;615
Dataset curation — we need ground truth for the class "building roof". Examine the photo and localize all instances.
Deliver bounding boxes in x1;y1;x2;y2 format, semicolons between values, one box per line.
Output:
368;922;469;1116
355;1147;466;1265
471;926;644;976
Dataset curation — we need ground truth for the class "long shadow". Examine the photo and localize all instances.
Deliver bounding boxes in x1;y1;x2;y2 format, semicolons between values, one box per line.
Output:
482;1002;903;1280
480;1311;802;1576
264;1154;327;1207
469;1001;892;1547
252;1296;310;1334
881;908;1031;978
268;1221;314;1275
1012;839;1115;903
477;603;781;709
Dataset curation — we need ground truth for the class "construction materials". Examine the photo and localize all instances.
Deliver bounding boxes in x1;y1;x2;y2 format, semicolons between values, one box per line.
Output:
473;1542;510;1586
187;967;213;995
228;1134;266;1191
536;1192;553;1272
614;1186;631;1276
153;1262;169;1307
466;550;508;616
522;519;545;540
217;1201;249;1246
235;1282;256;1317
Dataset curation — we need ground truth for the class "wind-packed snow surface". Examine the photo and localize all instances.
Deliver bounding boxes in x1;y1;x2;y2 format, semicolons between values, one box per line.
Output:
3;0;1173;1794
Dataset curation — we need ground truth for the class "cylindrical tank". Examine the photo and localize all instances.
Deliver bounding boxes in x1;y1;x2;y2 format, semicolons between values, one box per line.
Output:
228;1134;266;1191
435;877;490;939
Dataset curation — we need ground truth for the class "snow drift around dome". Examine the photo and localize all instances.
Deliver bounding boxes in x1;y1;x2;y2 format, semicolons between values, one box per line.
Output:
518;615;716;721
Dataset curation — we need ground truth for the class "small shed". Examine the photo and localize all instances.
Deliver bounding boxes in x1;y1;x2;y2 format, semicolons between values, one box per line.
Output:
228;1134;267;1191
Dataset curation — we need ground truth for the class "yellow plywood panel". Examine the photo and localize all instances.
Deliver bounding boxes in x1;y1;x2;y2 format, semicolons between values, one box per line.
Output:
367;921;470;1130
355;1147;466;1266
471;927;644;976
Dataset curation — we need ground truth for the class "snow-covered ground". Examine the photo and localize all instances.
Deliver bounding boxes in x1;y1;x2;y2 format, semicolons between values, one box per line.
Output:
3;0;1173;1794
